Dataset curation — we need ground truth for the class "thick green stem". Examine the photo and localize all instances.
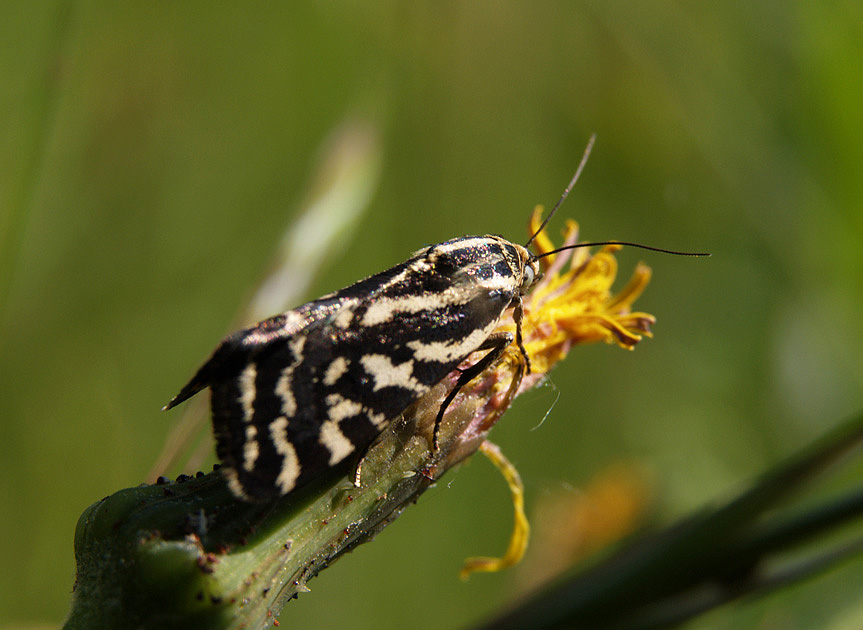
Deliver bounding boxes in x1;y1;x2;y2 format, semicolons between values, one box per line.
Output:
66;383;484;630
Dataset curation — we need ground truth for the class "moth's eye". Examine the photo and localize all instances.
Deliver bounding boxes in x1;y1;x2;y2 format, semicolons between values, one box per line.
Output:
521;265;536;293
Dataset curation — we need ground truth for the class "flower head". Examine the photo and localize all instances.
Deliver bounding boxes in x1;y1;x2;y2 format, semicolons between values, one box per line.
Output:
441;207;656;451
426;209;656;577
510;205;654;378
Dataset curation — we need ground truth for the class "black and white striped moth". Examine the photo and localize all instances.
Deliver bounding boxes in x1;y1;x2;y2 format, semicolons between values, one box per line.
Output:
165;232;545;501
165;139;704;501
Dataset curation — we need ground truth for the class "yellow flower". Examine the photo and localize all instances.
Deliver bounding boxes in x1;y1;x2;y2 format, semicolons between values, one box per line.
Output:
508;205;654;377
457;207;656;432
440;209;656;577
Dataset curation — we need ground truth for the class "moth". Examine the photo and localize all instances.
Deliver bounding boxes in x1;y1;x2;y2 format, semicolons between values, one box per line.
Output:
165;138;702;501
165;231;541;500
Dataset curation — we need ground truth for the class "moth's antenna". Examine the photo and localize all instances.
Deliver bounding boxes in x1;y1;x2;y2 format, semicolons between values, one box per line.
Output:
525;133;596;248
524;134;709;259
536;241;710;258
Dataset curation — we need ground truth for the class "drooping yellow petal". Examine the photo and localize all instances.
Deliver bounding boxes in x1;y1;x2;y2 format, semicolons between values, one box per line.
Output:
460;441;530;580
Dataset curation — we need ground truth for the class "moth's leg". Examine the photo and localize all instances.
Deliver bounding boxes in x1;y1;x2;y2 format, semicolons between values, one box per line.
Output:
513;296;532;375
433;332;514;451
477;347;525;433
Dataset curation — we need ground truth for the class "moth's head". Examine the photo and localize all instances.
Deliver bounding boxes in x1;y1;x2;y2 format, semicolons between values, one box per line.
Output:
515;243;541;295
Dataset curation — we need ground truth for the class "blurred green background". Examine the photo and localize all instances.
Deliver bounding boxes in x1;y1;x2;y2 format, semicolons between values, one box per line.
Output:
2;2;862;628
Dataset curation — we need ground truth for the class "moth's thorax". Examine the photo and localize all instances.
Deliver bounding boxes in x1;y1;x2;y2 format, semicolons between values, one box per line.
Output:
480;236;540;297
423;235;536;297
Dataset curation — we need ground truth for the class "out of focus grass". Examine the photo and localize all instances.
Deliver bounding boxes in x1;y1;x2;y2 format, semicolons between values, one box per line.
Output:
1;3;861;628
